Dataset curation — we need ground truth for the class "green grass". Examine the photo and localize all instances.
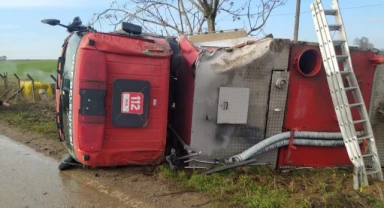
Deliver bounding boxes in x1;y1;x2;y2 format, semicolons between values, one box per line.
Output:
160;165;384;208
0;101;57;139
0;60;56;82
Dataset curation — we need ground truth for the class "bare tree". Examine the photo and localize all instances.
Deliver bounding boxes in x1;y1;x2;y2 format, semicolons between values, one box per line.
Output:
353;37;374;50
90;0;286;36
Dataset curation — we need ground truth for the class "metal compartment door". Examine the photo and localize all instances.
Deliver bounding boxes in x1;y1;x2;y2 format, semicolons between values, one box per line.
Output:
217;87;250;124
260;71;290;167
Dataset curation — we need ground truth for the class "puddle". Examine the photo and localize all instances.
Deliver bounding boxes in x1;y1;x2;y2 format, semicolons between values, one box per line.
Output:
0;135;128;208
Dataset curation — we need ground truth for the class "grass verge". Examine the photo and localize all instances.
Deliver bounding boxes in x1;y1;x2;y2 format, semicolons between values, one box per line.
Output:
0;101;57;139
160;165;384;208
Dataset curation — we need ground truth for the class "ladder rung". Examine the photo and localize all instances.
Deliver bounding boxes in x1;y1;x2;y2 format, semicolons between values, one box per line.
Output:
344;86;358;92
340;71;350;76
324;9;338;15
353;119;367;124
336;55;348;61
349;103;362;108
366;170;381;175
333;40;345;46
328;24;341;31
362;153;374;158
357;135;373;141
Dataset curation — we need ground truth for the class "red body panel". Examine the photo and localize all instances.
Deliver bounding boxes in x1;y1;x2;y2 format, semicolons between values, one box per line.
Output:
74;49;107;153
173;36;199;145
278;43;376;167
72;33;172;166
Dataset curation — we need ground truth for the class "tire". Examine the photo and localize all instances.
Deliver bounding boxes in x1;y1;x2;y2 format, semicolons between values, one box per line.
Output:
58;154;74;171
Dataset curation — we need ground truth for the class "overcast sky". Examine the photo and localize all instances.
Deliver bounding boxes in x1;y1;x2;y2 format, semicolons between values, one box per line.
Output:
0;0;383;59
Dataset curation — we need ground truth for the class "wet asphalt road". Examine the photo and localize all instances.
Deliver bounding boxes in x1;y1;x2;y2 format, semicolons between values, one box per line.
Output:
0;134;132;208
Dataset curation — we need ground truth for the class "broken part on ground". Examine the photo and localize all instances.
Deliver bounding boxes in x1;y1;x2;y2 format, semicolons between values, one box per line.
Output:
41;0;384;190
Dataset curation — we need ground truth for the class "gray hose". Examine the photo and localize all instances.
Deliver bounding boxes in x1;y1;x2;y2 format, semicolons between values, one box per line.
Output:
256;139;345;155
206;139;347;174
228;131;363;163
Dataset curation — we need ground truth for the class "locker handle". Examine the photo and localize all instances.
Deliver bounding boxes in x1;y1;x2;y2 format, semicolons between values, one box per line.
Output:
223;102;228;110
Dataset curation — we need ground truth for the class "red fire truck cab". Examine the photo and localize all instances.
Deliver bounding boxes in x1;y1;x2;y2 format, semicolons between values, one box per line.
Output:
44;18;176;169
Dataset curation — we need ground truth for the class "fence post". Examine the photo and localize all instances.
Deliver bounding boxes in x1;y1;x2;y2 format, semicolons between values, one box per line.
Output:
0;73;4;88
50;74;57;82
3;73;8;89
0;73;9;98
14;73;21;99
14;73;20;88
27;74;35;102
50;74;57;98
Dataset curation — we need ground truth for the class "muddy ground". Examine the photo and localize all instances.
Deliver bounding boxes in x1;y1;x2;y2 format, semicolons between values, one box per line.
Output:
0;103;212;208
0;122;66;160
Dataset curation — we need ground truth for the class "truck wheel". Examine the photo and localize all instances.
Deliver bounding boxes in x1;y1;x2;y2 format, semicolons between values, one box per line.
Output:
58;154;74;171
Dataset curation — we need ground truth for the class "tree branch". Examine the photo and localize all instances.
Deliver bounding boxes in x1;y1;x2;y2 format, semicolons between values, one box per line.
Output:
247;0;287;35
187;0;205;14
211;0;220;16
177;0;185;32
91;0;286;36
197;16;206;33
92;8;182;33
179;0;194;34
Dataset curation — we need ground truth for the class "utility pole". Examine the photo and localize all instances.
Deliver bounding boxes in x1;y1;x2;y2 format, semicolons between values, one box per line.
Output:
293;0;301;42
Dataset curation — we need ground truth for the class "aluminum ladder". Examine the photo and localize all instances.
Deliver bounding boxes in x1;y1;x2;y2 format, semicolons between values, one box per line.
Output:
310;0;383;189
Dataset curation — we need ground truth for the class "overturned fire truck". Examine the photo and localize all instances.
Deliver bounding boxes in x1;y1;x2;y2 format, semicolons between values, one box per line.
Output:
42;0;384;190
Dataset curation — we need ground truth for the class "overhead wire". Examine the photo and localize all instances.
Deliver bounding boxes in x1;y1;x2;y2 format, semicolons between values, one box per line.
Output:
214;2;384;35
270;3;384;17
217;3;384;21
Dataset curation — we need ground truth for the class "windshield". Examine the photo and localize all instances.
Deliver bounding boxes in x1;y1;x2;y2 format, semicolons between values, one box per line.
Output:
61;32;82;147
62;33;81;93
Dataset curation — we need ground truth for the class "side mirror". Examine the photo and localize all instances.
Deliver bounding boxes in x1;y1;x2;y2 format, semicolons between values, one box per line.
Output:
41;19;61;26
41;17;95;32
